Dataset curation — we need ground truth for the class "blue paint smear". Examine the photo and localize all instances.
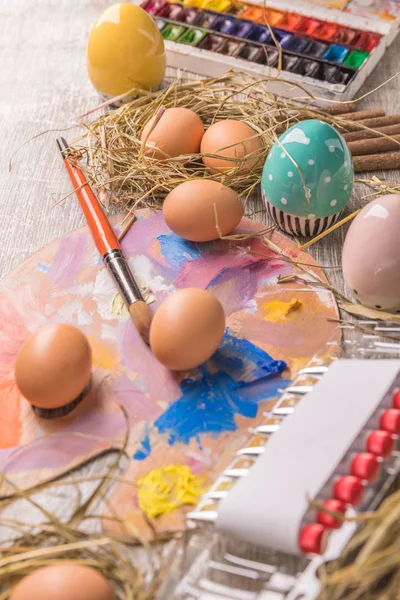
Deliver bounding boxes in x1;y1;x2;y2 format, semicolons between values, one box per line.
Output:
37;263;50;273
154;331;287;446
133;426;152;461
157;233;202;269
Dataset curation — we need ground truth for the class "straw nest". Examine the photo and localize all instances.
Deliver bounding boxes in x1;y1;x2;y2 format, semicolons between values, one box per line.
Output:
70;71;399;216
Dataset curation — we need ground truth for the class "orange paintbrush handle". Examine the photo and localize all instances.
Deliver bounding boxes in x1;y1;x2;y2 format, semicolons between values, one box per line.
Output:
59;147;119;256
63;158;119;256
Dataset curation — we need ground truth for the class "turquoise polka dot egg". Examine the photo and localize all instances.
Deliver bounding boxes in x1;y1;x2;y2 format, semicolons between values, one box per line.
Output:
261;120;353;236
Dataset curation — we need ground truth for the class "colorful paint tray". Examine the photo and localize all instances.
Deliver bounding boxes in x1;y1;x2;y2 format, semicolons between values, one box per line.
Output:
141;0;400;101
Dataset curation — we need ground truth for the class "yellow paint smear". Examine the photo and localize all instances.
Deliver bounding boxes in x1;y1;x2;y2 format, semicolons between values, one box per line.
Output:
87;336;119;371
137;465;204;519
262;298;303;322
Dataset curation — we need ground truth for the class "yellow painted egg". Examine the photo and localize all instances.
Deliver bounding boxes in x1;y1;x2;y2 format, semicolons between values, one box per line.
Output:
163;179;243;241
9;564;114;600
87;3;166;98
141;107;204;159
150;288;226;371
201;119;263;174
14;324;92;410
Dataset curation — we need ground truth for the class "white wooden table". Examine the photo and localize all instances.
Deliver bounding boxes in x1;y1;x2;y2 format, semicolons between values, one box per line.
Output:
0;0;399;592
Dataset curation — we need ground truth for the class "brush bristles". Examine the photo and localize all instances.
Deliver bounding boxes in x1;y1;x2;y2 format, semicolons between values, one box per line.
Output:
129;301;153;345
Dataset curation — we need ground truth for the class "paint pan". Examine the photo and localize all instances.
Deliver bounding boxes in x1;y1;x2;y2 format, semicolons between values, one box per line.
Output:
178;7;200;23
194;10;220;27
161;23;187;40
178;27;208;45
272;28;292;45
142;0;167;15
332;27;360;46
217;38;245;55
226;19;255;37
303;39;329;57
295;17;324;37
281;54;301;72
343;49;369;68
245;24;272;44
236;43;269;63
355;31;381;51
240;6;264;22
312;21;339;41
224;3;246;16
158;2;184;19
258;47;279;67
209;14;235;32
281;34;312;53
277;13;304;32
264;8;284;26
293;57;324;77
202;0;232;11
198;33;225;50
314;63;354;84
322;44;349;63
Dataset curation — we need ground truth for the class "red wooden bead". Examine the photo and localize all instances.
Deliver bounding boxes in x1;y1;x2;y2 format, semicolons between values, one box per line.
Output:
392;389;400;410
350;452;380;482
298;523;330;554
380;409;400;435
317;499;346;529
366;430;394;458
333;476;364;506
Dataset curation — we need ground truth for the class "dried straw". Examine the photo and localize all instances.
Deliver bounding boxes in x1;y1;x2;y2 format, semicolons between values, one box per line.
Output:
69;72;400;215
317;480;400;600
0;418;188;599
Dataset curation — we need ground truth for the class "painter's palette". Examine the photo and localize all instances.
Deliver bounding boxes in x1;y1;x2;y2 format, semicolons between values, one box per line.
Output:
140;0;399;100
0;210;339;535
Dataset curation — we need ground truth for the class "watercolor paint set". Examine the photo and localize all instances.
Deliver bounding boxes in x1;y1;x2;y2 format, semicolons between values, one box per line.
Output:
138;0;400;100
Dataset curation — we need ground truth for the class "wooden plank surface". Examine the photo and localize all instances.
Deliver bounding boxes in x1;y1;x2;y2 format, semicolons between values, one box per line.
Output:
0;0;399;589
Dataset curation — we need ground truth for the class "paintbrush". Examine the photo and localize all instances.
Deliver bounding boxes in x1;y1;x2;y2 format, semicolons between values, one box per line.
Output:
56;137;152;344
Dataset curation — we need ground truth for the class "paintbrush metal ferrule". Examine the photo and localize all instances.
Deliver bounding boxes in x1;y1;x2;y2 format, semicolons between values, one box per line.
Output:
103;249;144;305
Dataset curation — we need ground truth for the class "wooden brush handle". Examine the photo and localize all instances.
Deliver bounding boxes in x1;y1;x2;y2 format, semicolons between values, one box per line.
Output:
343;124;400;142
129;301;153;345
348;135;400;156
353;151;400;172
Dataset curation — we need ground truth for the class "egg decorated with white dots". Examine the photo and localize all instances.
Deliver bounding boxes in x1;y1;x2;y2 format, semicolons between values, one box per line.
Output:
342;195;400;313
261;120;353;236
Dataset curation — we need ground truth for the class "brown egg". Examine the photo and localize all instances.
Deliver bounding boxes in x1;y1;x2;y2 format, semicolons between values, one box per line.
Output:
9;564;114;600
163;179;243;242
141;107;204;158
150;288;225;371
201;119;263;174
14;324;92;409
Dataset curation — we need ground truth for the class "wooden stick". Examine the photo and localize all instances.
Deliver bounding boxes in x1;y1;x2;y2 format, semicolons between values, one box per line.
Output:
275;105;358;133
118;212;136;241
335;109;385;121
319;104;358;115
348;135;400;156
349;114;400;130
353;152;400;172
343;124;400;143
